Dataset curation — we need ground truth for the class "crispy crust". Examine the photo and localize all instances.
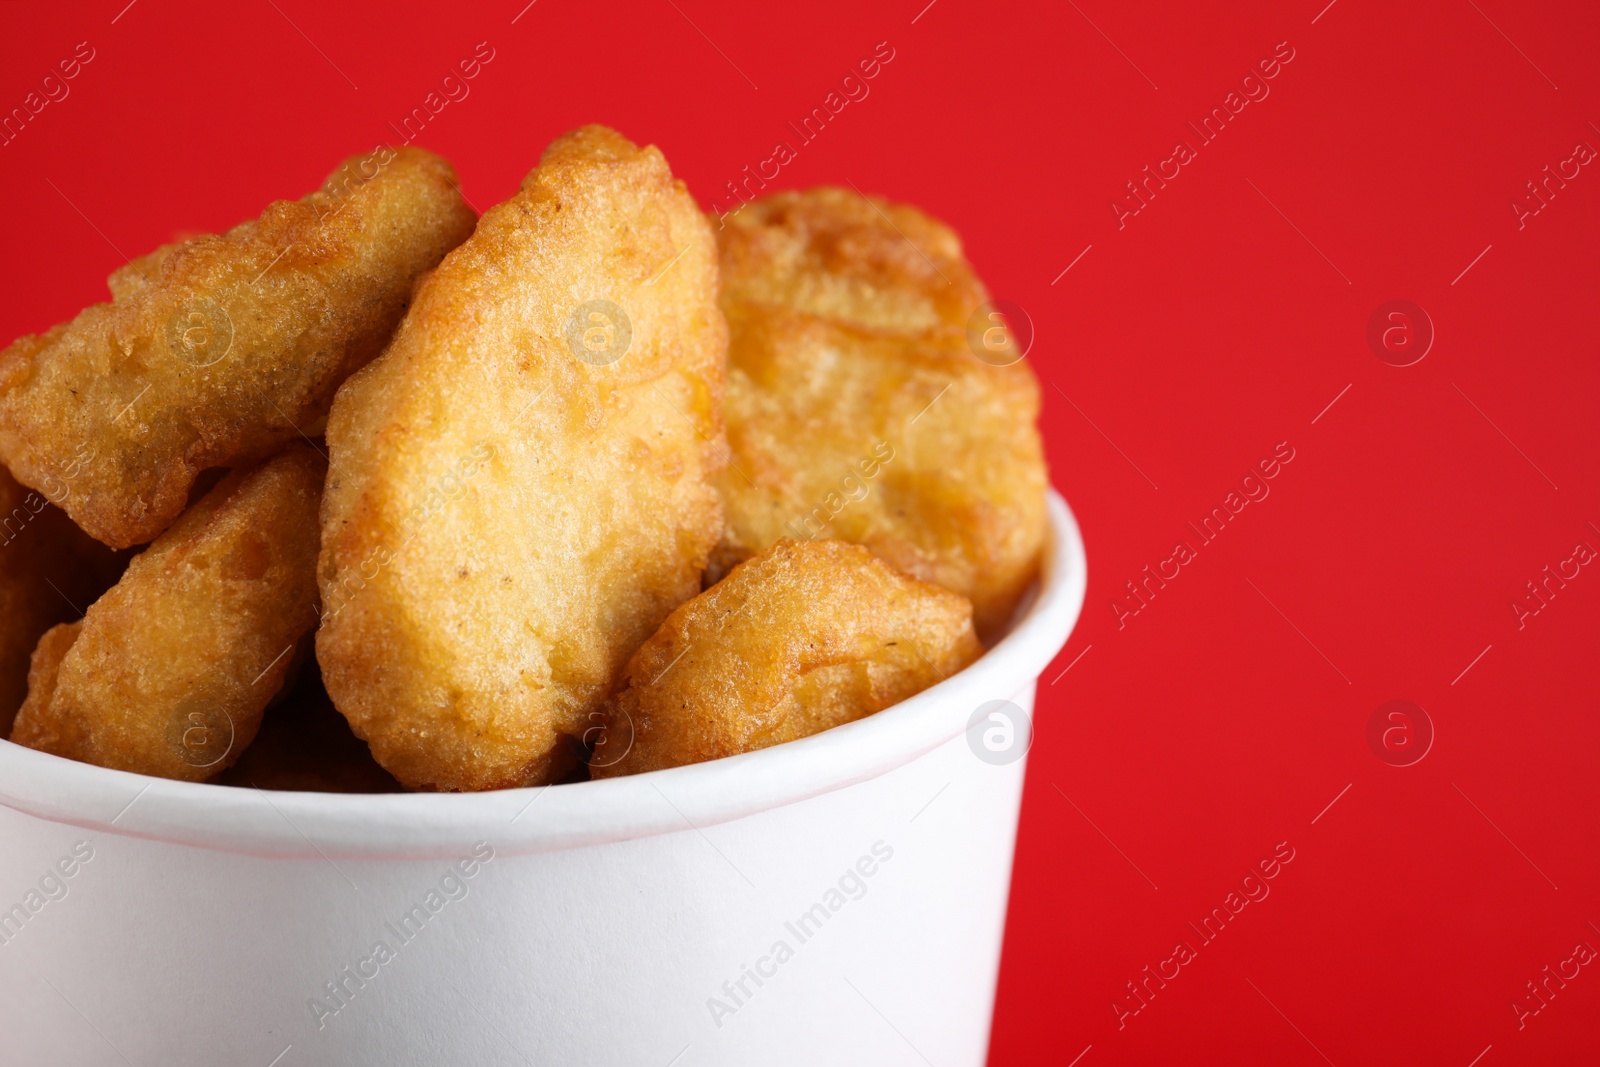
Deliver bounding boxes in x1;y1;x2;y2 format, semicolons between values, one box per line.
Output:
0;466;125;733
316;126;727;792
9;446;325;780
711;188;1048;641
590;538;983;777
0;148;476;548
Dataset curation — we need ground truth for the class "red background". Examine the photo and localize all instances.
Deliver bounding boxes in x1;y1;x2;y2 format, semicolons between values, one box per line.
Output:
3;1;1597;1062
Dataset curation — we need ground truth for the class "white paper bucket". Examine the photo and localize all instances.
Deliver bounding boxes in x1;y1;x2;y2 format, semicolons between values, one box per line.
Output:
0;491;1085;1067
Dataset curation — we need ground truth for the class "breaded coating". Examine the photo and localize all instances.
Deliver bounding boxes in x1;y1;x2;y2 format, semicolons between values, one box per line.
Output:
590;539;982;778
712;188;1048;641
215;665;400;793
317;126;727;792
0;466;125;734
10;446;325;780
0;148;476;548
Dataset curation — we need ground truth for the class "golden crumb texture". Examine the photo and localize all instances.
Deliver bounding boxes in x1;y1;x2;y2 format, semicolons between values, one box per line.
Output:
316;125;728;792
0;467;125;734
0;148;476;548
712;188;1048;641
9;446;325;780
591;538;982;777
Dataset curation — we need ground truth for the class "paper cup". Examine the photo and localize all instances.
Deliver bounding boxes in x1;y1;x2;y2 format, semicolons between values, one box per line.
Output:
0;491;1085;1066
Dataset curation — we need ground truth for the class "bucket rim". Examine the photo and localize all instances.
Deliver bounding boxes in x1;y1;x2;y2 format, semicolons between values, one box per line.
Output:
0;490;1088;860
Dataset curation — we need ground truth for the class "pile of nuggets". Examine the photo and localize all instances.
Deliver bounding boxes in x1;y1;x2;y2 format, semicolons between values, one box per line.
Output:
0;126;1047;793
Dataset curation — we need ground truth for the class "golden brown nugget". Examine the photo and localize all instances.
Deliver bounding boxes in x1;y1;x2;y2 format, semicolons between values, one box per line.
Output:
590;539;982;777
215;665;400;794
0;148;475;549
318;126;727;792
712;188;1048;641
10;446;325;780
0;467;125;734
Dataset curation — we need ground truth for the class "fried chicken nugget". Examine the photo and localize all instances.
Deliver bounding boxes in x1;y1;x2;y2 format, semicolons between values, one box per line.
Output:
317;125;727;792
0;148;475;549
711;188;1048;642
9;446;324;780
0;467;125;734
590;538;982;777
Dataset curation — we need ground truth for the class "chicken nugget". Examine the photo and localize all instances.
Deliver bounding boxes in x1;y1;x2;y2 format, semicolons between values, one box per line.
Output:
215;664;400;793
711;188;1048;641
590;538;982;777
317;126;727;792
0;148;475;549
0;467;126;734
10;446;324;780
